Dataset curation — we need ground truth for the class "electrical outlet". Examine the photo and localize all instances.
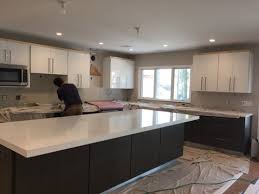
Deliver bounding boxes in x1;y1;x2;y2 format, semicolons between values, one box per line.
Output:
2;95;7;101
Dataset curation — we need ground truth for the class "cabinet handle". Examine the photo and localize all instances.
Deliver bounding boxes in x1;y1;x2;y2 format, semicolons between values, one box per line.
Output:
233;76;236;92
204;77;207;91
231;77;232;92
80;74;83;88
200;77;203;91
77;74;80;88
52;58;54;74
8;50;11;64
48;58;51;73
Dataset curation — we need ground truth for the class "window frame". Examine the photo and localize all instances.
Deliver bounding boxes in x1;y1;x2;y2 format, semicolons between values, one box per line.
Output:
138;65;192;103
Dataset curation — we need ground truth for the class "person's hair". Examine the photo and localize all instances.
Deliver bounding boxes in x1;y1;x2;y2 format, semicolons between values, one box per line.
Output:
53;78;64;87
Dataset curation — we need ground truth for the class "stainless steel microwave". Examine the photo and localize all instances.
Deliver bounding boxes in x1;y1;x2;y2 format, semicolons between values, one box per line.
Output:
0;64;28;86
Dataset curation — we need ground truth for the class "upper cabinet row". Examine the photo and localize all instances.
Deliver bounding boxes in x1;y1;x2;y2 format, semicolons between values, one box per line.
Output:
31;45;90;88
103;57;135;89
192;51;253;93
0;39;135;89
0;39;29;67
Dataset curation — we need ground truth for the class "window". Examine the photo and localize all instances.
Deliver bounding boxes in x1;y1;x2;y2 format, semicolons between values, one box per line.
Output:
173;68;191;101
139;67;191;102
155;69;172;100
141;70;155;98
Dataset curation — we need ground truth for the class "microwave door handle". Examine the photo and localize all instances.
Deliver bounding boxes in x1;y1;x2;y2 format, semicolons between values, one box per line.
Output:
9;50;11;64
20;69;25;84
4;49;7;63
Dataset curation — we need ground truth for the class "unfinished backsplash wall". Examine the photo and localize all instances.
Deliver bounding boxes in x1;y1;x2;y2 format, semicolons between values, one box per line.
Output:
130;44;259;137
0;51;131;107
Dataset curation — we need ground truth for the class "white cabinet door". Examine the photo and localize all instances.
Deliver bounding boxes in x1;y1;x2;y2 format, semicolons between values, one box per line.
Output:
68;50;90;88
31;45;51;74
202;54;218;92
103;57;135;89
232;51;252;93
125;60;135;89
51;48;68;75
79;53;90;88
7;41;29;67
192;54;218;92
191;55;205;91
110;58;122;88
0;40;8;64
218;53;233;92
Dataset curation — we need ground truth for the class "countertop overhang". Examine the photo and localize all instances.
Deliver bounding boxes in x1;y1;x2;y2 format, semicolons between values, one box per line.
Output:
0;109;199;158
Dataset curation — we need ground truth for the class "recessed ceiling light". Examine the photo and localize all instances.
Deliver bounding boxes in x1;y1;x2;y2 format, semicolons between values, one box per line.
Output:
129;48;134;52
99;42;104;45
209;39;216;43
163;44;168;47
56;32;63;36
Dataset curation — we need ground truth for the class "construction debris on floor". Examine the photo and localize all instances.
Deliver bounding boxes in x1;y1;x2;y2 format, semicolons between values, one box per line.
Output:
110;146;250;194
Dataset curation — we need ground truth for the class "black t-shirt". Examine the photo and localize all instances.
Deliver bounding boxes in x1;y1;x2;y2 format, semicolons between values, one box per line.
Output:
57;84;82;109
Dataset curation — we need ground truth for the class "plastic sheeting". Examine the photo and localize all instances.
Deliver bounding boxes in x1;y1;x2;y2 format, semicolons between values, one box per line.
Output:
0;103;100;123
111;146;249;194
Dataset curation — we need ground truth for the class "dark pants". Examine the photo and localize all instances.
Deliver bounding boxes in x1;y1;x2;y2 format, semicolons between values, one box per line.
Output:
64;104;83;116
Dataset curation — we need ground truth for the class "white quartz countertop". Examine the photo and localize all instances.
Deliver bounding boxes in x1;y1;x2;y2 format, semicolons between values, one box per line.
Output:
121;101;253;118
0;109;199;158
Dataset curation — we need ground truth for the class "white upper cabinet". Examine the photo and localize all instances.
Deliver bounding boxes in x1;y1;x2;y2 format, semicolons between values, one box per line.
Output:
68;50;90;88
218;51;253;93
51;48;68;75
31;45;51;74
218;53;233;92
193;51;253;93
103;57;135;89
232;51;252;93
31;45;68;75
7;41;30;66
0;39;29;66
0;40;7;64
192;54;218;91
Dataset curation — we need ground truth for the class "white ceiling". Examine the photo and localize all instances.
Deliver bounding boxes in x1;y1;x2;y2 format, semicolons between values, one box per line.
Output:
1;0;259;54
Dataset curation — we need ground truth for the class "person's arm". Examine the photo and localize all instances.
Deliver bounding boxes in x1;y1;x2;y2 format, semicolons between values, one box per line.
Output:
57;89;64;101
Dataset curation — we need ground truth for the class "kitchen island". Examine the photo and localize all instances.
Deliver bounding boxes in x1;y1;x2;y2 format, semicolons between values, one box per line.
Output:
0;109;199;194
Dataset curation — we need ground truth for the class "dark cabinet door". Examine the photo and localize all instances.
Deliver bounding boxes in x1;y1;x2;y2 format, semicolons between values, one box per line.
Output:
58;146;89;194
131;129;160;177
89;136;131;194
0;146;13;194
184;120;201;143
160;124;184;164
201;116;245;152
15;146;90;194
15;152;59;194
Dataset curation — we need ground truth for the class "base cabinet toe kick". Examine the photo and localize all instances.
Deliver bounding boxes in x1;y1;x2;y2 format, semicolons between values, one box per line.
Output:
0;124;185;194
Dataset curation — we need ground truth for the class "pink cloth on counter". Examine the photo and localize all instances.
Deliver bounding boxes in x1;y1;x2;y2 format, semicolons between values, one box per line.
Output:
87;101;124;111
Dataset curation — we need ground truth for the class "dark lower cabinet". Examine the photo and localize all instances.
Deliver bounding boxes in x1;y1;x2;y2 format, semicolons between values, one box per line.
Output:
185;116;252;153
0;146;13;194
160;124;184;164
89;136;131;194
15;146;90;194
131;130;160;177
0;124;185;194
184;120;201;143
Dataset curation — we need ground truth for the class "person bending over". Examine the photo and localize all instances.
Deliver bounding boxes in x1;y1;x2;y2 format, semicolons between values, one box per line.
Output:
53;78;83;116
